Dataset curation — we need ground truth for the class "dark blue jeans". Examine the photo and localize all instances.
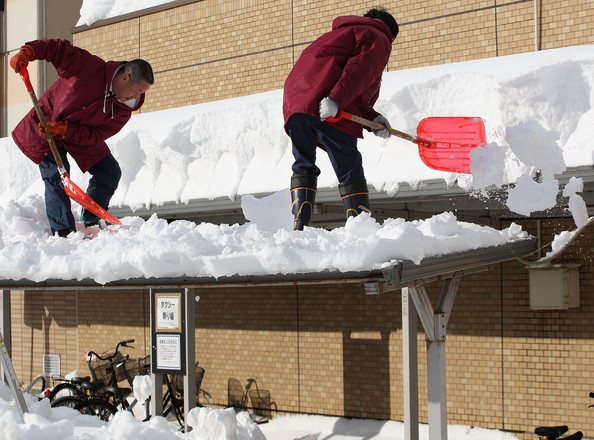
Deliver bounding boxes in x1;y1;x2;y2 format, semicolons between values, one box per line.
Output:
39;150;121;234
287;113;364;183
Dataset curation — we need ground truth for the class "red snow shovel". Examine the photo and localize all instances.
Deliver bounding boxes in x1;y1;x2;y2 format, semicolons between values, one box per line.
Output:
18;64;121;225
326;110;486;174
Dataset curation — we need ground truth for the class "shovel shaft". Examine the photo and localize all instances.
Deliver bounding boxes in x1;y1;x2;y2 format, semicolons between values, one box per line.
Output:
326;111;431;146
19;63;67;173
27;91;68;173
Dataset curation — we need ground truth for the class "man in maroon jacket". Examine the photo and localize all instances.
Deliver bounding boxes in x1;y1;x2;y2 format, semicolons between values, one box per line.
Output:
10;39;153;237
283;7;398;230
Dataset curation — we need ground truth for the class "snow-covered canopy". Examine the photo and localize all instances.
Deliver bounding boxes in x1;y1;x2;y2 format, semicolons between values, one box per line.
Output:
1;43;593;285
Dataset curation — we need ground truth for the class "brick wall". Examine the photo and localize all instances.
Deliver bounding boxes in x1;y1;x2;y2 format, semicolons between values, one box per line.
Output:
71;0;594;114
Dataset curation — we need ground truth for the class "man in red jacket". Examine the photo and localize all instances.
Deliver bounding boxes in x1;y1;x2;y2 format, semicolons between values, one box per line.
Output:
10;39;153;237
283;7;398;230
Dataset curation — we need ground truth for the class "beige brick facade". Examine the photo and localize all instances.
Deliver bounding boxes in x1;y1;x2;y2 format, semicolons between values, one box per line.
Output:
70;0;594;113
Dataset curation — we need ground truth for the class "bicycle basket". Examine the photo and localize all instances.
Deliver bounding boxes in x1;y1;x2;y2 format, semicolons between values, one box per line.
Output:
124;355;151;387
88;352;126;383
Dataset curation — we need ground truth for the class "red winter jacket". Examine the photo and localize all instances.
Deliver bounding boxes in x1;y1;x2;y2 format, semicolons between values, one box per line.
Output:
12;39;145;173
283;16;393;138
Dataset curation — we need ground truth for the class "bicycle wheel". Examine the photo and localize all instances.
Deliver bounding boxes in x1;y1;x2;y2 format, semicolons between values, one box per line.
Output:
47;382;85;401
76;398;117;421
50;395;85;409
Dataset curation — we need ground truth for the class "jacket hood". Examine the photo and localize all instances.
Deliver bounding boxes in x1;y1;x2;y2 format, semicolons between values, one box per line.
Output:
332;15;393;41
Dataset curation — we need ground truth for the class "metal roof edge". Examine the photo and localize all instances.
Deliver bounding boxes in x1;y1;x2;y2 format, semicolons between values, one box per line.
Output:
380;237;538;289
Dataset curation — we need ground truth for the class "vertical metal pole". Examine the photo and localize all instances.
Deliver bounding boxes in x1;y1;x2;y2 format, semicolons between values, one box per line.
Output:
183;288;196;432
402;287;419;440
534;0;540;51
149;290;163;418
150;372;163;417
427;335;447;440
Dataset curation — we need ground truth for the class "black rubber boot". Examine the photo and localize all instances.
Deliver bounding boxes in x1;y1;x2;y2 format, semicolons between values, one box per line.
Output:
290;174;317;230
339;179;371;218
80;209;101;227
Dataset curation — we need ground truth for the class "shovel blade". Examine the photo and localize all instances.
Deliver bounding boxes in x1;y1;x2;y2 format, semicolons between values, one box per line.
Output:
61;175;121;225
416;117;486;173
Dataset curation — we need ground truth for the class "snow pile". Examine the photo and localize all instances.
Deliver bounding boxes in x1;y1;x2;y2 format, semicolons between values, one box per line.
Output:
77;0;177;26
1;382;266;440
1;45;593;283
0;383;524;440
3;46;593;216
0;193;527;284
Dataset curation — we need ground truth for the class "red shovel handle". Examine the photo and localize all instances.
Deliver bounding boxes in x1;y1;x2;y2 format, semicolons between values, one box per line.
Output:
19;62;34;93
324;110;351;124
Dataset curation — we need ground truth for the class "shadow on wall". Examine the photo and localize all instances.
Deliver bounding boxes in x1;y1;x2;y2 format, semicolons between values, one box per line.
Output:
228;377;276;420
343;330;391;419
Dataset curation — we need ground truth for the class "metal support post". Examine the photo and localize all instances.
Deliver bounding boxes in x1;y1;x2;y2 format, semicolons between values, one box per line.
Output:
150;372;163;417
183;288;197;432
406;275;461;440
402;287;419;440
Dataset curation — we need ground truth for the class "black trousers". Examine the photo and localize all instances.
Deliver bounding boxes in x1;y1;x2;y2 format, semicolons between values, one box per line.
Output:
39;149;121;234
287;113;365;183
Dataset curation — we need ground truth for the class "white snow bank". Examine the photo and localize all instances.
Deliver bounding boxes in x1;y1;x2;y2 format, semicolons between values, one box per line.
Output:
0;382;523;440
3;46;594;217
2;46;594;283
77;0;177;26
0;193;528;284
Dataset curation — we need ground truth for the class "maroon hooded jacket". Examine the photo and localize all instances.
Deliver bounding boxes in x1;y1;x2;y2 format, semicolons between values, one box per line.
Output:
12;39;145;173
283;16;393;138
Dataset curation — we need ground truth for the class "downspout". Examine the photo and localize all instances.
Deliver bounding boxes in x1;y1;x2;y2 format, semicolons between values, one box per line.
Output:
37;0;47;91
534;0;540;51
1;2;6;137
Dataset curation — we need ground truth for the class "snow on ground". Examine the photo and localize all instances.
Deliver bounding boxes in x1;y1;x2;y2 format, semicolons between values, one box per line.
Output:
2;382;524;440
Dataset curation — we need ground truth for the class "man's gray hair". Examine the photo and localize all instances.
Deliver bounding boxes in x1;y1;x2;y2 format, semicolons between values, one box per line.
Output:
122;59;154;85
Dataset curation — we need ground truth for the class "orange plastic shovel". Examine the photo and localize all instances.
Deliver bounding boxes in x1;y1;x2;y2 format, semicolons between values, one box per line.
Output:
19;64;121;225
326;110;486;174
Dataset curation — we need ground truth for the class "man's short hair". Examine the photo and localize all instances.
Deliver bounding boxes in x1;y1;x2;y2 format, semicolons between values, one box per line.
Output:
364;7;399;40
122;59;154;85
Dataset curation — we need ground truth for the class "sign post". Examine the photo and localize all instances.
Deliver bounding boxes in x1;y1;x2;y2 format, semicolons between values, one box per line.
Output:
150;288;196;431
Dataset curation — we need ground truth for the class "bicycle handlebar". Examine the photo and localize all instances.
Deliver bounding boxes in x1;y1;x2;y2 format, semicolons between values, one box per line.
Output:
86;339;136;362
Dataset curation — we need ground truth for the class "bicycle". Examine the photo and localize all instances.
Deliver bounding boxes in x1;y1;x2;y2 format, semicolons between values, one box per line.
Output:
45;375;91;401
535;426;583;440
73;339;140;420
160;363;206;430
50;339;135;417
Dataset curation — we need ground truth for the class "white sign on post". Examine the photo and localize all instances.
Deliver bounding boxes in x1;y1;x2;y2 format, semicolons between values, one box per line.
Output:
156;295;181;331
156;334;182;370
